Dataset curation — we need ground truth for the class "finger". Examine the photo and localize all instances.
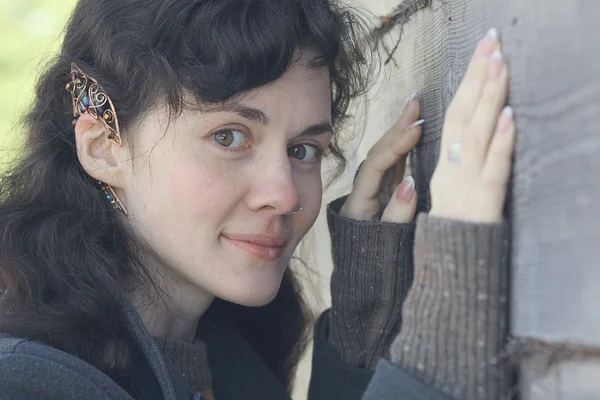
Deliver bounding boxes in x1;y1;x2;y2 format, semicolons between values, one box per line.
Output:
381;176;418;223
353;122;423;201
350;94;422;204
393;155;408;188
480;106;516;216
463;50;509;170
400;92;422;128
377;154;408;200
441;29;500;151
368;114;424;174
376;95;422;153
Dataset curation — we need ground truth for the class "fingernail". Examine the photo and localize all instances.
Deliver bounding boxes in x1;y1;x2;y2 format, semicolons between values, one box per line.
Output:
475;28;498;56
397;176;415;204
403;92;418;112
488;51;504;79
404;119;425;132
498;106;514;133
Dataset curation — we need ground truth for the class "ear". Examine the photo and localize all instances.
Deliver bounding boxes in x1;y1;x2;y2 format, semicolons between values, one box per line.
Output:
75;114;127;188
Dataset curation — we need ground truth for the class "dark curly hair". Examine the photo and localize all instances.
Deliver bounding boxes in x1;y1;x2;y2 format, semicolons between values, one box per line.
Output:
0;0;374;394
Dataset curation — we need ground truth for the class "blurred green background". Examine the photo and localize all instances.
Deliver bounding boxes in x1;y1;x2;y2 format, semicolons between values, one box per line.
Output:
0;0;76;158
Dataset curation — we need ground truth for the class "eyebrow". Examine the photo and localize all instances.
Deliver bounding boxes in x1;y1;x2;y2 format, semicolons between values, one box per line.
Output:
208;102;334;137
299;122;334;137
209;102;271;125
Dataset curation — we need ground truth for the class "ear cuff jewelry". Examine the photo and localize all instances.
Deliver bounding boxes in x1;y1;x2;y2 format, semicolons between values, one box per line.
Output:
66;64;128;216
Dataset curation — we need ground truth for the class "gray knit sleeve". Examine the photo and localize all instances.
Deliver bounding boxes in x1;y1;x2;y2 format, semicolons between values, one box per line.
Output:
390;213;511;400
326;196;415;371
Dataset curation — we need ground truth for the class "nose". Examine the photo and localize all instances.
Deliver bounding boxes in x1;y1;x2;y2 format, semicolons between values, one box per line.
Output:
245;152;300;215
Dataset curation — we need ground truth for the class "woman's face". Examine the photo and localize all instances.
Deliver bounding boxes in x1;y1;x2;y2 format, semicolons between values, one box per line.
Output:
121;54;333;307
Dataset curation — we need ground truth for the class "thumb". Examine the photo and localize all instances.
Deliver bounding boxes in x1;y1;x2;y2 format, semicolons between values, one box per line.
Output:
381;176;418;223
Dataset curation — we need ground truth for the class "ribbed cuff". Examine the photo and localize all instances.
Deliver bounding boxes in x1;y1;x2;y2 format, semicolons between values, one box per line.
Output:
327;196;415;370
391;213;510;400
154;337;212;393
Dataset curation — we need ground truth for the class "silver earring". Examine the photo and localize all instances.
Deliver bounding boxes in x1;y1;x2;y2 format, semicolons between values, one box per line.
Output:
292;204;303;214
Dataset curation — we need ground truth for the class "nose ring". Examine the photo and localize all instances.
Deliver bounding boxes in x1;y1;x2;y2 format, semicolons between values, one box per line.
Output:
292;204;303;214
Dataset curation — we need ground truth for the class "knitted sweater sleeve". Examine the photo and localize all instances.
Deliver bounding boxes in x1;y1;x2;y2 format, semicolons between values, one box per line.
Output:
327;197;512;399
326;196;415;371
388;213;511;400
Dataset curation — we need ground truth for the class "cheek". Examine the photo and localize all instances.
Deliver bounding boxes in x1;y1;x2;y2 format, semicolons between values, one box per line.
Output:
296;169;323;229
128;147;247;272
150;150;241;218
163;164;211;212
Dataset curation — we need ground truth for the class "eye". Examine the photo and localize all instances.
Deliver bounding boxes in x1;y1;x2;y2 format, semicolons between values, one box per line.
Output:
212;129;248;149
287;144;322;163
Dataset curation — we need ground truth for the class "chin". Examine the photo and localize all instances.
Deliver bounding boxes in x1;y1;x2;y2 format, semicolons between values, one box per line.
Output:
216;273;284;308
235;293;279;307
211;250;293;307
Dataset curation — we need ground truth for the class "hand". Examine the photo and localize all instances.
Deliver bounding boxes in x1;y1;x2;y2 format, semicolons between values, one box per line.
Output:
340;95;423;223
429;28;515;223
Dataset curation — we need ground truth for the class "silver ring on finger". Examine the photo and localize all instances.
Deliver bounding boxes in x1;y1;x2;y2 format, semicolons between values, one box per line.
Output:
448;141;463;164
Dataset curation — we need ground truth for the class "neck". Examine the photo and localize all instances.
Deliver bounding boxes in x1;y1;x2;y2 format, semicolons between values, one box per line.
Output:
131;279;215;343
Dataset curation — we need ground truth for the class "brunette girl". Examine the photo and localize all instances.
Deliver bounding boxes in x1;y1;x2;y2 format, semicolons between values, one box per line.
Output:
0;1;514;399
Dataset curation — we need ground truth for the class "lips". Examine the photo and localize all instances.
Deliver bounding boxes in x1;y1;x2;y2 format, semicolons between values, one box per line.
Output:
222;234;288;261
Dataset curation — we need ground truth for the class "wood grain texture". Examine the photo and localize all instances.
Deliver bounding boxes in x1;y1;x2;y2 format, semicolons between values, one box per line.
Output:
521;357;600;400
490;0;600;347
368;0;600;397
382;0;600;344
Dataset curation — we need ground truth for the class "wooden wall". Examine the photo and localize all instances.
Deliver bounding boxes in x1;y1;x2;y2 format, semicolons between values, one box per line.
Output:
345;0;600;397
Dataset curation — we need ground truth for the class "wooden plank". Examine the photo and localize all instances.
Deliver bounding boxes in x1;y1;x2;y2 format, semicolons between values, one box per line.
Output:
522;357;600;400
350;0;600;396
486;0;600;346
367;0;600;344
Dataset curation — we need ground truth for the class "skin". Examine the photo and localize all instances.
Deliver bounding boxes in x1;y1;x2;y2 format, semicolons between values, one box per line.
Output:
76;50;333;341
75;30;515;343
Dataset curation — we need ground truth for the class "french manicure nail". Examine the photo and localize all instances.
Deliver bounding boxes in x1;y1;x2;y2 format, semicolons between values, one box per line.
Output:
397;176;415;204
403;92;418;112
487;28;498;41
498;106;514;133
475;28;498;56
404;119;425;132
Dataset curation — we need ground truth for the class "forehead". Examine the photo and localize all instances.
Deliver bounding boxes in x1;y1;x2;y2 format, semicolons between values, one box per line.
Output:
231;51;332;119
280;50;331;88
136;51;333;136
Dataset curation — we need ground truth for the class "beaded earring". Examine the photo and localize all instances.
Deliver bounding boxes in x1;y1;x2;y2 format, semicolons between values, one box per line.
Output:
66;64;128;216
97;181;128;214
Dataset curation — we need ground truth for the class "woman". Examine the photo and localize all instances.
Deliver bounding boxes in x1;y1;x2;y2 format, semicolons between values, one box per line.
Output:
0;0;514;399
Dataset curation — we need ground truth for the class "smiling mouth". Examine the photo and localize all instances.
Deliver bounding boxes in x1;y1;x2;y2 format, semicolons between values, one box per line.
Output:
221;234;288;261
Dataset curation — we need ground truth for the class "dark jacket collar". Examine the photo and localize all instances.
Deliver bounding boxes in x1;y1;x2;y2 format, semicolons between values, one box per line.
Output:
119;297;188;400
121;298;290;400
